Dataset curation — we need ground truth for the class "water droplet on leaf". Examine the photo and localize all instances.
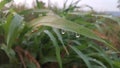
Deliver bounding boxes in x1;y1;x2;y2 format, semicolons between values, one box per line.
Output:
61;30;65;34
76;33;80;38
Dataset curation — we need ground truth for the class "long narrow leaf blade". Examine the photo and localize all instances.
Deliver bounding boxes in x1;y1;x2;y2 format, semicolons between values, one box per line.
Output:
0;0;7;10
29;14;117;51
29;14;101;41
70;45;92;68
44;30;62;68
89;58;107;68
7;13;24;48
53;28;69;55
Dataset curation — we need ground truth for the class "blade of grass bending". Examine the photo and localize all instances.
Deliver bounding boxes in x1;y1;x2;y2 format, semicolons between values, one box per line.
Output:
89;44;113;68
53;28;69;55
3;13;13;37
44;30;62;68
70;45;92;68
29;14;117;51
7;13;24;48
89;57;107;68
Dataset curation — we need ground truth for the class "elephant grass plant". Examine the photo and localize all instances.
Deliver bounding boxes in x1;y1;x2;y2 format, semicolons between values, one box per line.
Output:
0;0;120;68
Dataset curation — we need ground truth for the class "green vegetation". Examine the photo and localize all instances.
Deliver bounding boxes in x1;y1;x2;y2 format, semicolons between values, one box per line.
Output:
0;0;120;68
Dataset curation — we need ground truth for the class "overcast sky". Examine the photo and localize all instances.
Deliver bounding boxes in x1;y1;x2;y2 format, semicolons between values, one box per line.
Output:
14;0;120;11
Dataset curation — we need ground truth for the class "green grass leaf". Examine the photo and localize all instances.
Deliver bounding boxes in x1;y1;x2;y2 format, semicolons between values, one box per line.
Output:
44;30;62;68
89;44;113;68
29;14;101;41
6;13;24;48
89;57;107;68
29;14;117;51
3;13;13;37
53;28;69;55
0;0;7;10
70;45;92;68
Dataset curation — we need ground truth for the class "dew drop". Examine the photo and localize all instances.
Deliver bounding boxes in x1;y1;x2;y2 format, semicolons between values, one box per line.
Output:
76;33;80;38
61;30;65;34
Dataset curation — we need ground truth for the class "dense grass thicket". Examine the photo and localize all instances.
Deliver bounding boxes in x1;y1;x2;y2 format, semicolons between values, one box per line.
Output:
0;0;120;68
